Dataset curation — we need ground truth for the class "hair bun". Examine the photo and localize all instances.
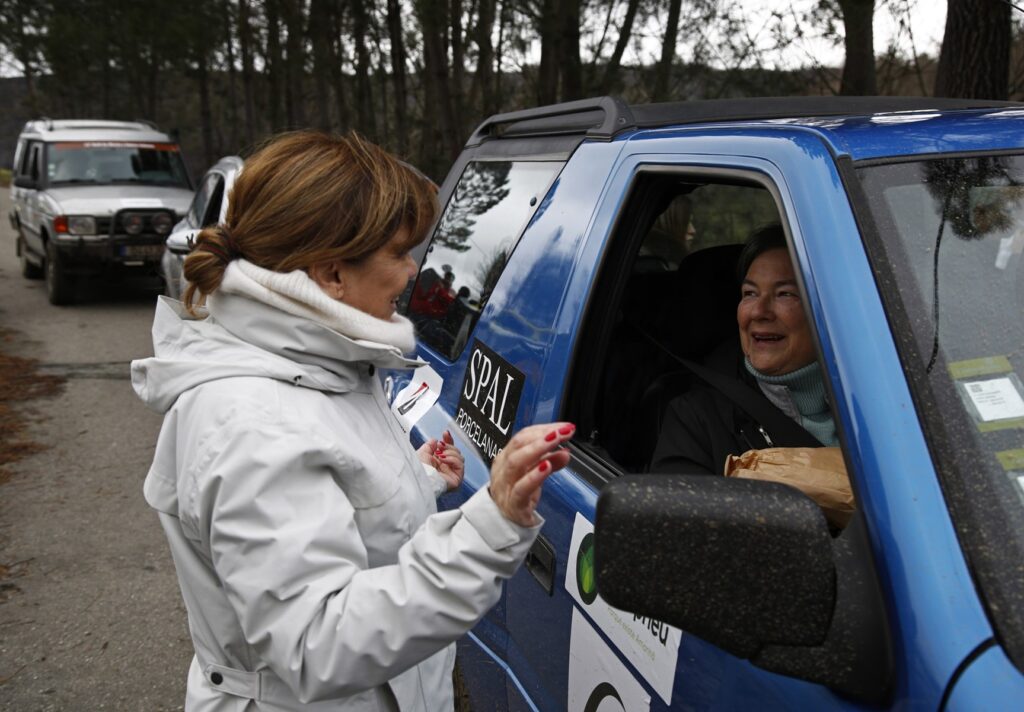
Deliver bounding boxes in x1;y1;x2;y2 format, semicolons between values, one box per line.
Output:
197;224;240;265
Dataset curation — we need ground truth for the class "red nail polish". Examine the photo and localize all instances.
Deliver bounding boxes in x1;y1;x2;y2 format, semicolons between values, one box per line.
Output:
545;431;557;442
558;424;575;436
538;460;550;473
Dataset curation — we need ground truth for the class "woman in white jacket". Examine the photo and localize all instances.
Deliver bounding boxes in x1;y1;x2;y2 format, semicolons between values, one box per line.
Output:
132;131;575;711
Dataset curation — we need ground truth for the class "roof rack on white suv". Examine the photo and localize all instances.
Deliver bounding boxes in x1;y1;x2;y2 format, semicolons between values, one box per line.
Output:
21;118;161;134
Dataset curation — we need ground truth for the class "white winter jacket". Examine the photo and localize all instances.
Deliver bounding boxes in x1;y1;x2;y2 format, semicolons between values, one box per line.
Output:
132;269;540;712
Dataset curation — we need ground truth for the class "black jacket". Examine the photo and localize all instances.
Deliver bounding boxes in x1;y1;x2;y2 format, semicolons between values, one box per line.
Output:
649;347;818;475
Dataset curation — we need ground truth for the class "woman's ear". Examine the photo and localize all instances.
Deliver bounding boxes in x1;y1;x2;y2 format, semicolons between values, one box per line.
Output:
308;260;346;300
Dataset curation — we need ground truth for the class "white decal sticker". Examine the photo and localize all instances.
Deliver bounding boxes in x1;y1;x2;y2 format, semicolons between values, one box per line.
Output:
391;365;443;432
963;377;1024;422
566;512;681;704
120;198;163;208
568;608;651;712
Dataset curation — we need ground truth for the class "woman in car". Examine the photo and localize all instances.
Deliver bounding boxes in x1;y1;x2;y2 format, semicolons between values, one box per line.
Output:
132;130;575;711
650;224;837;475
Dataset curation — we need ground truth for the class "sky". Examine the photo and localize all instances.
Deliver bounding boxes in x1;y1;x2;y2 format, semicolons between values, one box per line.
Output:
744;0;949;70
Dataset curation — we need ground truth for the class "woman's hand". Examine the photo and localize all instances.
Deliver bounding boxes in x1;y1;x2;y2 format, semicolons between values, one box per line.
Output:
489;423;575;527
417;430;465;491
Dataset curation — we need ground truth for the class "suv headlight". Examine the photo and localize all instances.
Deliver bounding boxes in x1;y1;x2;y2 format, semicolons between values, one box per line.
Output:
122;213;144;235
55;215;97;235
151;212;173;235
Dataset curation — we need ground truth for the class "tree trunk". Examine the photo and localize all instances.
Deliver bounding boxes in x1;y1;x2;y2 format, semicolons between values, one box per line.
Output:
451;0;466;129
310;0;333;131
282;0;308;129
653;0;682;101
197;50;215;167
601;0;641;93
417;0;460;163
386;0;410;153
238;0;257;145
558;0;582;99
537;0;560;104
471;0;497;114
329;3;350;132
223;0;240;148
935;0;1012;99
351;0;376;138
266;0;285;131
838;0;876;95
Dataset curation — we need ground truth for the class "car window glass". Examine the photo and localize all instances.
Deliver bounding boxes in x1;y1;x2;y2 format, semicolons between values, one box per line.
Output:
46;142;189;187
201;177;226;228
187;174;220;228
29;144;41;181
571;174;792;476
407;159;563;360
13;141;26;176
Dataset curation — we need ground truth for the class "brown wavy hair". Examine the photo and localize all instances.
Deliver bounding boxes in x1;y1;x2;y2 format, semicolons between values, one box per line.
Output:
182;131;438;313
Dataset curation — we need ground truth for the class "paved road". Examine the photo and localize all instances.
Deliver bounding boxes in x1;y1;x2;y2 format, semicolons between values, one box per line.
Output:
0;190;191;711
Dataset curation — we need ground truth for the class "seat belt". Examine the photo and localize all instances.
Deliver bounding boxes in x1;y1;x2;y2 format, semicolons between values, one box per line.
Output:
636;326;821;448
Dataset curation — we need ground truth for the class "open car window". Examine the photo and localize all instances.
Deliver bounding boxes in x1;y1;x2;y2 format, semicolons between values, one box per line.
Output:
573;173;781;475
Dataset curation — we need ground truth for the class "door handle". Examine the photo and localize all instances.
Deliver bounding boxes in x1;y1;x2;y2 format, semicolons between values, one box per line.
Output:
525;535;556;596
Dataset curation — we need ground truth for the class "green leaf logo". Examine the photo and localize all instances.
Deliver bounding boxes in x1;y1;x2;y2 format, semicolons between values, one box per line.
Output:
576;532;597;605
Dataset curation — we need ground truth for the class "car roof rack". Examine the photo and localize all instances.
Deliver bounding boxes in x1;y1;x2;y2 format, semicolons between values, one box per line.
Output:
465;95;1023;147
465;96;636;147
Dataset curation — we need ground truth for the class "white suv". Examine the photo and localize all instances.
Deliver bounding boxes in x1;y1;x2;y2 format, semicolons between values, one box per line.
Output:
8;119;194;304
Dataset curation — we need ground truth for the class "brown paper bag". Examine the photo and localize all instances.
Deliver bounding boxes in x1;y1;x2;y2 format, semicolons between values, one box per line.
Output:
724;447;855;529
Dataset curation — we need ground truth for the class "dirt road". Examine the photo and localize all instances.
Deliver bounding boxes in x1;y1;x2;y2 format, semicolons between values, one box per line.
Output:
0;190;191;711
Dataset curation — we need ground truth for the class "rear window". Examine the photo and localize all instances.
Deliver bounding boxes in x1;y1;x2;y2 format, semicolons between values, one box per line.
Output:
47;141;190;188
407;159;562;360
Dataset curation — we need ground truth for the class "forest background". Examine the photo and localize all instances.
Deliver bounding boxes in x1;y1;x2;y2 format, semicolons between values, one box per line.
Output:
0;0;1022;182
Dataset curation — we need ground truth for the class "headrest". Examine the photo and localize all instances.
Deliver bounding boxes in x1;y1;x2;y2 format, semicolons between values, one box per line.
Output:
625;244;743;360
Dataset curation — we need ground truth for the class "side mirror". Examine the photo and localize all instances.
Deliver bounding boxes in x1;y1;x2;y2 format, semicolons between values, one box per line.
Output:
595;475;835;656
166;228;198;256
595;475;893;703
13;175;37;189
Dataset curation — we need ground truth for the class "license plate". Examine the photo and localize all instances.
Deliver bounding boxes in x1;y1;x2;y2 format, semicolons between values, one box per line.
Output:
120;244;164;259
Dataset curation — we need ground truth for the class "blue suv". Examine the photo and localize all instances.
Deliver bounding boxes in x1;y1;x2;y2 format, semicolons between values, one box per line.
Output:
387;96;1024;710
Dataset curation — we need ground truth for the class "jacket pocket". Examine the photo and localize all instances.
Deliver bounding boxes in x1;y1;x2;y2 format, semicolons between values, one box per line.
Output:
332;446;403;510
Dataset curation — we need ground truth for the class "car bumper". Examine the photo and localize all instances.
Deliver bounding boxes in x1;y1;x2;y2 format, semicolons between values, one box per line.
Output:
52;235;166;274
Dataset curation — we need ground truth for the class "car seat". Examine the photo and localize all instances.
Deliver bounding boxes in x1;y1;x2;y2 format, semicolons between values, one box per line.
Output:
601;243;743;469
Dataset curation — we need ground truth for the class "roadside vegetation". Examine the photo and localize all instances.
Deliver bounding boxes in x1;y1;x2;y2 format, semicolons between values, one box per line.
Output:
0;329;63;485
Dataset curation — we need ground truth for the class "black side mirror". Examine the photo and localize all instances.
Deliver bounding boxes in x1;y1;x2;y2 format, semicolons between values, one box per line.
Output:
13;175;37;189
595;475;893;703
595;475;835;657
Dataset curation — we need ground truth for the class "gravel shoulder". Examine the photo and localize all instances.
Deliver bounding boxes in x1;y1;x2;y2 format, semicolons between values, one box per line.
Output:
0;190;191;711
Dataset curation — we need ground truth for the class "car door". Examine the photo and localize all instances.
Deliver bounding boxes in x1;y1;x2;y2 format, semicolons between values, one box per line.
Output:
501;128;998;711
391;151;570;710
21;142;45;254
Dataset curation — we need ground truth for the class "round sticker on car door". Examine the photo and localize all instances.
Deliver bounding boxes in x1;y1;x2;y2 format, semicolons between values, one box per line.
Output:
576;532;598;605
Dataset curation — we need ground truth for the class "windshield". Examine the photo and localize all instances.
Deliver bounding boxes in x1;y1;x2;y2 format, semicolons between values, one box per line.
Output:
47;141;190;188
857;154;1024;665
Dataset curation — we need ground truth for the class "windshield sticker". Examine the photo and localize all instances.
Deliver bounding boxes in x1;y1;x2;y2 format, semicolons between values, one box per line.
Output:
948;356;1013;380
565;512;681;704
568;609;651;712
391;365;443;433
997;449;1024;471
455;340;523;465
956;375;1024;432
